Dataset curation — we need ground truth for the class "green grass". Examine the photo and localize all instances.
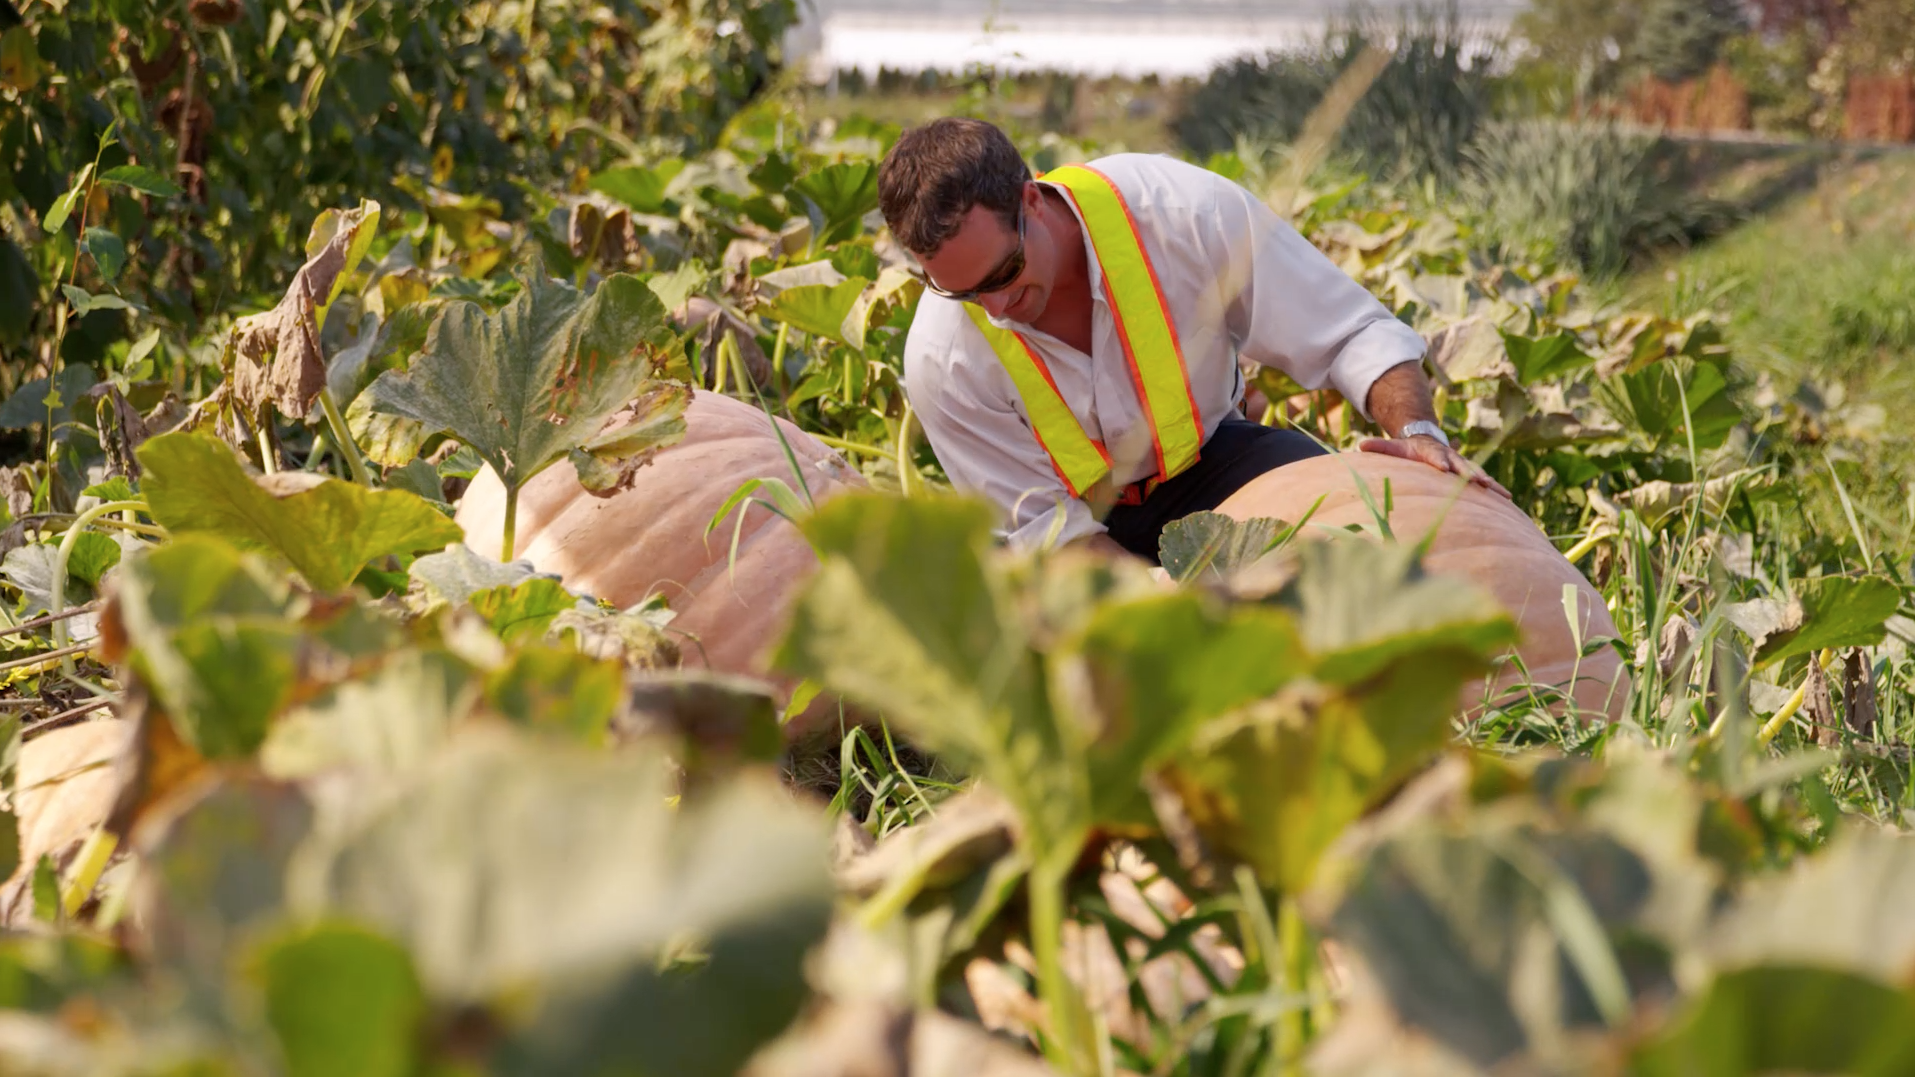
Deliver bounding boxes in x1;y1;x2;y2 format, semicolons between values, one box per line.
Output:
1624;148;1915;560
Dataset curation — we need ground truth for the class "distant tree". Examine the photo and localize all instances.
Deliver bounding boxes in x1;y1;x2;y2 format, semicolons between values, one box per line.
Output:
1838;0;1915;74
1633;0;1748;81
1745;0;1848;40
1514;0;1646;78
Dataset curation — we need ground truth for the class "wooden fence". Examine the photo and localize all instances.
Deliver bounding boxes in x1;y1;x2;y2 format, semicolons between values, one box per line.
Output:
1616;67;1915;143
1846;75;1915;142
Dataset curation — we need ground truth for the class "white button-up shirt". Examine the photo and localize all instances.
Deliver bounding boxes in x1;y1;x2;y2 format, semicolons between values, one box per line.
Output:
902;152;1425;549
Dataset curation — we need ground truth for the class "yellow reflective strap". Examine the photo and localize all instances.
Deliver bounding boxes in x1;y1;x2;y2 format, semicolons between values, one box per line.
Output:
1044;165;1204;482
964;305;1111;498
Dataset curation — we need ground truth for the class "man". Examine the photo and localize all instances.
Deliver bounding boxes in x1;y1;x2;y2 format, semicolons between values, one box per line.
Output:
878;118;1507;562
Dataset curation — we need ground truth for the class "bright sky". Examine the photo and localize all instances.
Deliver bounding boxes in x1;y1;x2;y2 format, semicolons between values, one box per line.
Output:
789;0;1525;79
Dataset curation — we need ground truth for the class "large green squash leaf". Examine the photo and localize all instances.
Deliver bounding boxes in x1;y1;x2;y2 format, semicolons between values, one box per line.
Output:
362;264;686;510
1596;353;1742;451
1141;538;1515;893
1500;328;1594;386
406;544;547;609
469;577;579;642
262;649;477;781
1174;647;1490;894
1703;829;1915;979
775;495;1084;857
1635;966;1915;1077
1271;538;1517;685
299;733;832;1077
1314;751;1735;1075
792;162;880;247
1749;575;1903;669
257;923;425;1077
482;642;624;746
1327;822;1652;1070
761;276;870;348
588;160;685;214
1159;511;1284;583
113;537;304;759
1058;592;1309;825
138;430;463;593
142;777;317;983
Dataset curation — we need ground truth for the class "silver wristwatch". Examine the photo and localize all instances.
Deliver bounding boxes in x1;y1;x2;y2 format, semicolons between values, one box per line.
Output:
1396;420;1450;449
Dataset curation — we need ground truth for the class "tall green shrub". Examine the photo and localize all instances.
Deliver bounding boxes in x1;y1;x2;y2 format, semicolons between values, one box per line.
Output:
1173;4;1499;183
1461;120;1739;277
1633;0;1748;81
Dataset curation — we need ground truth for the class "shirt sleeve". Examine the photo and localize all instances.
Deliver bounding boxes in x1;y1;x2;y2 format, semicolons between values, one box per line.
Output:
902;303;1105;550
1199;173;1426;420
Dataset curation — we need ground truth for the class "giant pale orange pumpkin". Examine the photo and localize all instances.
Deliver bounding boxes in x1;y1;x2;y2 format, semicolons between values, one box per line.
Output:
1214;452;1629;719
454;390;866;725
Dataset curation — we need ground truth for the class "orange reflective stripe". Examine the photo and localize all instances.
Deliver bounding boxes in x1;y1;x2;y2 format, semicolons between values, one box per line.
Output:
964;305;1111;497
1045;165;1204;483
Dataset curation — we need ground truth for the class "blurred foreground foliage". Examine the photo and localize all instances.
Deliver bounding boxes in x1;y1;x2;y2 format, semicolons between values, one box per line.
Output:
0;1;1911;1075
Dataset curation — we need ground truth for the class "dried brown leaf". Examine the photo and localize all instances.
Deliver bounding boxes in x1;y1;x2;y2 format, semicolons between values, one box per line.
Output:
1805;656;1839;749
230;201;379;420
1844;649;1879;741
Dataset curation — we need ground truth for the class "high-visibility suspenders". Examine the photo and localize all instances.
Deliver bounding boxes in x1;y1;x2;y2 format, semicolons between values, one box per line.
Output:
963;306;1113;497
965;164;1204;503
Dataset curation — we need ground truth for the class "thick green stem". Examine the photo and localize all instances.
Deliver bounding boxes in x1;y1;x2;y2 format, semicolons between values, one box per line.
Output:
86;516;164;539
61;826;119;919
812;433;887;457
52;499;147;674
722;332;747;396
1563;529;1609;564
317;388;372;485
501;484;519;563
771;322;790;398
1029;854;1099;1075
1755;647;1838;745
256;425;278;474
711;334;731;398
896;400;921;498
44;305;68;472
1278;896;1315;1074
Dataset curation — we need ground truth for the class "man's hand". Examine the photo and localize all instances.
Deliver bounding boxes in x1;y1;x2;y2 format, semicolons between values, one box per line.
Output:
1359;361;1512;499
1359;435;1512;499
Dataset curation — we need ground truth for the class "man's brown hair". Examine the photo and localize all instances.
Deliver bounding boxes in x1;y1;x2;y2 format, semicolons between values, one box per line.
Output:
878;118;1030;257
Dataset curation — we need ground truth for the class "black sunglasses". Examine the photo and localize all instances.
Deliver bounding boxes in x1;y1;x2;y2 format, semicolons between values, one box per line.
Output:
911;206;1026;303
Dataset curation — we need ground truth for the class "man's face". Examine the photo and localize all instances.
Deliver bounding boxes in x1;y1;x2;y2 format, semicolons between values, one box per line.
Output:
916;183;1057;324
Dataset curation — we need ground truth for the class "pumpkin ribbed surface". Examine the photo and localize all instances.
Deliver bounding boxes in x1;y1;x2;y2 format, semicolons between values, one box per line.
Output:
1215;452;1629;719
455;390;866;695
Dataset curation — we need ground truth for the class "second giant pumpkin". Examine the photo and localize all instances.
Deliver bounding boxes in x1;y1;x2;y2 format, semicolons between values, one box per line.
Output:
1214;452;1629;719
454;390;866;716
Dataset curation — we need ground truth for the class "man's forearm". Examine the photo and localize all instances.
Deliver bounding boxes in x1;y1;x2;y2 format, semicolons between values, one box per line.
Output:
1362;359;1438;437
1355;358;1512;497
